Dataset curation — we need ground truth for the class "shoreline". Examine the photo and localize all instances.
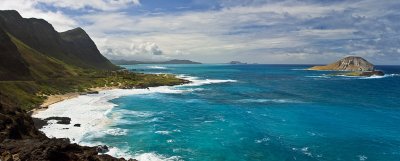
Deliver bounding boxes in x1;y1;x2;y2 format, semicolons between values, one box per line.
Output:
30;85;187;159
29;86;120;116
30;75;237;159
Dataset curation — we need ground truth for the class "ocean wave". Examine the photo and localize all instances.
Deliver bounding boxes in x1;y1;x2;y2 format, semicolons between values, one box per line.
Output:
147;66;167;69
106;146;182;161
176;74;237;87
238;99;302;104
133;152;181;161
357;155;368;161
305;75;330;78
155;130;171;135
359;73;400;79
306;73;400;79
104;128;128;136
116;109;154;118
254;137;270;144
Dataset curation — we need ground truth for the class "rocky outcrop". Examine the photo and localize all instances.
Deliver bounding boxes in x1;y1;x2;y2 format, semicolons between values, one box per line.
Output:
0;99;136;161
0;10;117;70
340;71;385;77
309;56;374;71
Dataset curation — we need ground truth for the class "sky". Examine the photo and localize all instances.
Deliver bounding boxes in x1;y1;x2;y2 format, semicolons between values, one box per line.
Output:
1;0;400;64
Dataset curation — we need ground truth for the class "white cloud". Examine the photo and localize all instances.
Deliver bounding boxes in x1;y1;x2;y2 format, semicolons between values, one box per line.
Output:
79;2;347;63
37;0;140;11
0;0;77;31
95;37;167;61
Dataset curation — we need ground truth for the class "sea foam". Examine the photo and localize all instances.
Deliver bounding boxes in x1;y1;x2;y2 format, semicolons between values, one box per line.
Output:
148;66;168;69
238;99;302;104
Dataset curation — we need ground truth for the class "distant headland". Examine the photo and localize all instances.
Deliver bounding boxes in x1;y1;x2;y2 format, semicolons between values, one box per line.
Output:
111;59;201;65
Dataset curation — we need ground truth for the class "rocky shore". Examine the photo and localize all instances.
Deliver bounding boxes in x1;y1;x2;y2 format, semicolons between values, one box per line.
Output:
0;101;137;161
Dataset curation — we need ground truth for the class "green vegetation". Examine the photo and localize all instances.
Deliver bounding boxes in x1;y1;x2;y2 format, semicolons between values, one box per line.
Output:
0;34;187;111
0;71;187;111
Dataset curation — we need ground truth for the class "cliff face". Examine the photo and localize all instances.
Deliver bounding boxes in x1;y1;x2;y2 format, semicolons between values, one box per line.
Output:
309;56;374;71
0;28;31;81
0;10;117;70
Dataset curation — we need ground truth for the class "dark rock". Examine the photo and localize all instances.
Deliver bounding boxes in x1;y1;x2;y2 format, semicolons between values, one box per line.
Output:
87;91;99;94
96;145;109;154
44;117;71;125
359;70;385;76
74;124;81;127
32;117;48;129
0;102;135;161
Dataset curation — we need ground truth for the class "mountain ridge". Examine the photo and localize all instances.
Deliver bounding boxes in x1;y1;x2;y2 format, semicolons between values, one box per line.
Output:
0;10;117;70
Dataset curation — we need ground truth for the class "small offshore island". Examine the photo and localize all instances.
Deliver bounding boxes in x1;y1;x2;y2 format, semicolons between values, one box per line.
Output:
308;56;385;77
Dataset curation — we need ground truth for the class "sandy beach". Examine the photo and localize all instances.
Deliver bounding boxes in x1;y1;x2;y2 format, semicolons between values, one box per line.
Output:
30;86;119;115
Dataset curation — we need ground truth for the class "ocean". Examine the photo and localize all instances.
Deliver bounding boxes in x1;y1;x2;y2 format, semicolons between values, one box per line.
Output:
33;64;400;161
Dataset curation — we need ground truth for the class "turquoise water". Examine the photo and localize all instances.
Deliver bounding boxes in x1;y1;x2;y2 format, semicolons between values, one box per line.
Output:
92;64;400;161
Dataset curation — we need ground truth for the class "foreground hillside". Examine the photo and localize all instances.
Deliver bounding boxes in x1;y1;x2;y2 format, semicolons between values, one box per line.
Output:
0;10;187;161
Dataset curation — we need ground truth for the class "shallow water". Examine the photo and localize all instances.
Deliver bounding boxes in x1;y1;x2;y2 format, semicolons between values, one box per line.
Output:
36;64;400;161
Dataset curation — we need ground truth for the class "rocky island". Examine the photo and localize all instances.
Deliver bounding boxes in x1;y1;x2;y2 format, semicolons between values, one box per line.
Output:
308;56;385;77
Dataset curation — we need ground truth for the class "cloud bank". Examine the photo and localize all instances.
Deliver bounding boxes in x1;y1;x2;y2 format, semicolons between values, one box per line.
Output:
1;0;400;64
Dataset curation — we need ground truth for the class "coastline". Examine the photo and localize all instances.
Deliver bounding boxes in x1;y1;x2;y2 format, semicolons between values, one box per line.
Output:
31;74;237;159
29;86;120;116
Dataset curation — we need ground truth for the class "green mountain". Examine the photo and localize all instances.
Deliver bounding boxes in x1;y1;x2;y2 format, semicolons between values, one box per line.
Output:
111;59;202;65
0;28;31;80
0;10;117;70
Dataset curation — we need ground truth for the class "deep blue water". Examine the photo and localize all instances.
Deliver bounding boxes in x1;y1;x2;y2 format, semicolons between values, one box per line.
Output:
94;64;400;161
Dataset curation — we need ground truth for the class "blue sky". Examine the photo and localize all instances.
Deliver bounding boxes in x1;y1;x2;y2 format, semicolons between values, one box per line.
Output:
1;0;400;64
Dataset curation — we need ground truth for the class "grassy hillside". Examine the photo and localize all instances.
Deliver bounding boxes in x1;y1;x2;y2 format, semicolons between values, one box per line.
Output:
0;34;187;110
10;34;79;79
